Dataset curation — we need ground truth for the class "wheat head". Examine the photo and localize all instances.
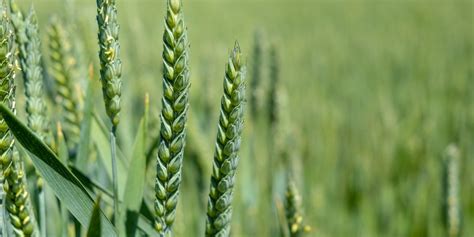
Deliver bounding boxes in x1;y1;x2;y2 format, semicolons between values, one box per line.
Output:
205;43;246;237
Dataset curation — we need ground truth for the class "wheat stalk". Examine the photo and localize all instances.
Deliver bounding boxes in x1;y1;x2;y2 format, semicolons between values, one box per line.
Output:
0;8;37;236
47;18;81;152
249;30;264;120
205;43;246;237
154;0;191;234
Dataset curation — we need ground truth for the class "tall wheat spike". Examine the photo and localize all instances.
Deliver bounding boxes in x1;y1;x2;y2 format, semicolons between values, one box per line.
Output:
96;0;122;129
96;0;123;223
205;43;246;237
443;144;461;237
20;8;50;139
154;0;190;234
0;7;37;236
47;18;81;153
10;4;49;235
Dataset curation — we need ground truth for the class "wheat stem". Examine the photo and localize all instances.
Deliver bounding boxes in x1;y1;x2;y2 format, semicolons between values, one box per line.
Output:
250;30;264;120
110;129;119;227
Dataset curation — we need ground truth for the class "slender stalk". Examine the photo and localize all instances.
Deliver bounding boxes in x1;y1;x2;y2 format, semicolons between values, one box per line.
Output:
110;128;119;226
38;188;46;237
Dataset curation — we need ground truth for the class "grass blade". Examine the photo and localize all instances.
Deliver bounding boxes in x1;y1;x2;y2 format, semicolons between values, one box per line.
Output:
0;104;117;237
119;95;149;236
86;196;102;237
76;67;95;169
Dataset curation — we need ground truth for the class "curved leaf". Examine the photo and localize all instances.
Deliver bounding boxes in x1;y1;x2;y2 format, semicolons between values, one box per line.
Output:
0;104;117;237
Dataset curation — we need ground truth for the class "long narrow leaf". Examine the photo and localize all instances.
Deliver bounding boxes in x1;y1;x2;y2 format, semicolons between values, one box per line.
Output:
119;95;149;236
86;196;102;237
0;104;117;236
76;77;95;169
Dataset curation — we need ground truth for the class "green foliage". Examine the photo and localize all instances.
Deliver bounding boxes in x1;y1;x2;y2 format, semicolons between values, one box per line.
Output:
0;1;471;237
0;104;117;237
205;43;246;237
86;195;102;237
154;0;190;234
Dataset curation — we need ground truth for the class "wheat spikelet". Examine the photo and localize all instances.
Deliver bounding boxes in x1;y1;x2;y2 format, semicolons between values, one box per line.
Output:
0;8;36;236
443;144;461;237
47;18;81;152
154;0;191;234
96;0;122;129
285;179;310;237
205;43;246;237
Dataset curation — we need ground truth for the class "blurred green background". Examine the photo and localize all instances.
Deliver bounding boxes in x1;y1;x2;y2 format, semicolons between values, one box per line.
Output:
16;0;474;236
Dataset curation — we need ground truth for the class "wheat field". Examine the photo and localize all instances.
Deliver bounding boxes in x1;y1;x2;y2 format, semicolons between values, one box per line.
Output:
0;0;472;236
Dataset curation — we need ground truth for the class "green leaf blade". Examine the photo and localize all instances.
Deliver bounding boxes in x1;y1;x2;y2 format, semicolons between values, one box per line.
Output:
0;104;117;237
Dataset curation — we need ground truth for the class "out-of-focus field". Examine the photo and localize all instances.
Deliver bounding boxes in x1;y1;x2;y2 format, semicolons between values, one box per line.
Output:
22;0;474;236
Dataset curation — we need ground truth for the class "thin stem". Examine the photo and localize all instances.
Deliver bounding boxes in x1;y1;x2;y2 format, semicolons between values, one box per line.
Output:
111;127;119;226
39;189;46;237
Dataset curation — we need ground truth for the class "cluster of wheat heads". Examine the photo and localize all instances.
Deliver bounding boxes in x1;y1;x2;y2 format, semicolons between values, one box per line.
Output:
0;0;252;236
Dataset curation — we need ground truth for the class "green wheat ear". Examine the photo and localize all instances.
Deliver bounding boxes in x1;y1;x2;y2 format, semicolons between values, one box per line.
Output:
19;9;50;142
0;7;36;236
96;0;122;129
205;43;246;237
47;17;81;152
285;179;311;237
155;0;190;234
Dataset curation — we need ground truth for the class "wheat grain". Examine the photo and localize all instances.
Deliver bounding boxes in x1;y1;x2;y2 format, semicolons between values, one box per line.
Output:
154;0;191;234
205;43;246;237
47;18;81;153
0;8;36;236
